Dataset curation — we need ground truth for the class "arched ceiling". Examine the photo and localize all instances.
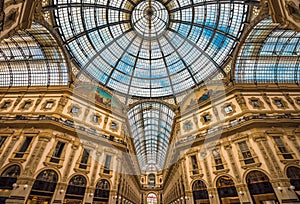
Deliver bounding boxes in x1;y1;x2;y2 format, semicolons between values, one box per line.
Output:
235;18;300;84
0;23;69;87
127;102;175;171
52;0;249;98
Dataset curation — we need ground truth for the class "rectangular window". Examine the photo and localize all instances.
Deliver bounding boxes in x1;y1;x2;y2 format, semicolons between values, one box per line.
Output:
0;136;7;148
45;102;54;109
93;115;99;123
190;155;199;175
104;155;112;174
71;106;79;114
1;101;10;109
203;114;211;122
79;148;90;169
251;100;260;108
273;136;293;159
212;149;224;170
50;141;65;163
185;122;191;130
22;102;31;109
224;105;233;114
275;100;284;108
111;122;117;130
238;141;254;164
15;137;33;158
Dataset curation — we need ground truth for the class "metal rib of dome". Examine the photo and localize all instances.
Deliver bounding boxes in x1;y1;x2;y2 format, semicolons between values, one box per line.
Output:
53;0;249;98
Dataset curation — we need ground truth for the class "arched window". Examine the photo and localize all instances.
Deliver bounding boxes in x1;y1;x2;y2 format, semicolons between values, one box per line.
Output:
0;165;20;190
94;179;110;203
192;180;209;203
147;193;157;204
287;166;300;190
246;171;278;203
28;170;58;203
65;175;87;202
216;176;238;204
148;174;156;186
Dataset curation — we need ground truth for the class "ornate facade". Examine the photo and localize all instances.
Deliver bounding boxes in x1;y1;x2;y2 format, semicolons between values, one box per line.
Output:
0;0;299;204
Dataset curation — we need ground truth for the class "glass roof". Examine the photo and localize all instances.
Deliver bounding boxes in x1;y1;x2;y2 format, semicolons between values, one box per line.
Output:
0;23;69;87
53;0;249;98
128;102;175;171
235;18;300;84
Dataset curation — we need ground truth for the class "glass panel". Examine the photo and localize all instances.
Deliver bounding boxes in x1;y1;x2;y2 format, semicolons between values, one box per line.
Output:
0;23;69;87
127;102;175;171
53;0;248;97
235;18;300;84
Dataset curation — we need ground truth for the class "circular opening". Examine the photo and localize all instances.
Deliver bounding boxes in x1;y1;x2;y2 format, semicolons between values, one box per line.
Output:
131;0;169;39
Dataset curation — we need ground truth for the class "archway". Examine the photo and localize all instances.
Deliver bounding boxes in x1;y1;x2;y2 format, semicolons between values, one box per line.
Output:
246;170;278;204
0;165;20;203
216;176;239;204
147;193;157;204
287;166;300;199
192;180;209;204
64;175;87;203
27;169;58;204
93;179;110;203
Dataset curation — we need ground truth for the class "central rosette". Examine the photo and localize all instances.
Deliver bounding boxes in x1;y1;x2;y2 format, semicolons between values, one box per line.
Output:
131;0;169;39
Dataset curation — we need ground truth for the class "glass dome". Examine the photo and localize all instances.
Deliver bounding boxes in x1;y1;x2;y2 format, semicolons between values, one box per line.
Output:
53;0;249;98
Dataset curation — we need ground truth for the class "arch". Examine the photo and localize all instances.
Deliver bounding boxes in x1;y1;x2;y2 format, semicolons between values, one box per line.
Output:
33;167;61;183
216;176;239;204
93;179;110;203
246;170;278;203
0;23;69;87
27;169;59;203
0;164;21;190
147;192;157;204
287;166;300;190
234;18;300;84
64;175;87;202
192;180;209;204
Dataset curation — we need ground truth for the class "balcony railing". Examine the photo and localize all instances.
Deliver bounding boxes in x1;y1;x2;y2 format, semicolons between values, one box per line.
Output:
177;113;300;145
0;115;127;146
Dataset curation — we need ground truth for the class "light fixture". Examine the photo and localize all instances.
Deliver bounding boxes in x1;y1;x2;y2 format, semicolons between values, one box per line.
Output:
239;191;244;195
209;194;214;198
289;185;295;190
185;196;189;200
60;189;64;194
23;184;28;190
89;193;94;197
181;197;183;200
277;186;283;192
12;183;19;189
